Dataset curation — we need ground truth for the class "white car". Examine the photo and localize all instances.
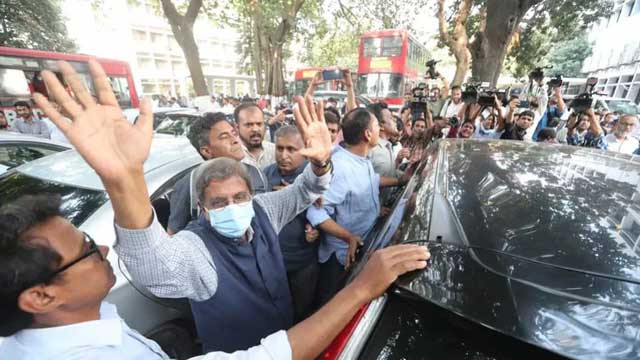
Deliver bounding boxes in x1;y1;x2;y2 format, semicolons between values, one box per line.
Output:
0;136;204;358
0;131;70;175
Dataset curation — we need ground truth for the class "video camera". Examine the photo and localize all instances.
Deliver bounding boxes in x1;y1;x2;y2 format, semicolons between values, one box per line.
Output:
426;60;439;79
548;74;563;89
529;66;552;83
569;77;598;113
410;83;429;118
461;82;506;107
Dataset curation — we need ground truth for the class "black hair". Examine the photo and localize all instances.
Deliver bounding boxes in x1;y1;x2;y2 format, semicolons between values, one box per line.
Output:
14;101;31;110
325;110;340;127
234;102;263;124
519;110;536;120
187;112;230;159
325;106;341;121
327;97;338;103
366;102;389;125
274;125;301;140
537;128;557;142
433;116;445;122
451;85;462;92
342;108;375;145
0;195;63;336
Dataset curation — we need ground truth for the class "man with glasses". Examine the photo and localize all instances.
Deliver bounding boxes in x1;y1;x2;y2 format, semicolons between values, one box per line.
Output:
605;114;638;154
20;60;429;356
0;193;429;359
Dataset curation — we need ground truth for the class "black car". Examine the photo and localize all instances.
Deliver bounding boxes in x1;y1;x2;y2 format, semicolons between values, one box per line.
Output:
323;140;640;360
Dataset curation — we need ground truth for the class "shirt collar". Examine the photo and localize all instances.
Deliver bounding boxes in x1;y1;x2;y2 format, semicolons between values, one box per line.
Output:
335;144;369;162
13;302;123;352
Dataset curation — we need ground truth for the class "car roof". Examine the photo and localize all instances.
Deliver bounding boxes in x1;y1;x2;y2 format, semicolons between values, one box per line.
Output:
0;131;71;148
394;139;640;359
14;136;201;191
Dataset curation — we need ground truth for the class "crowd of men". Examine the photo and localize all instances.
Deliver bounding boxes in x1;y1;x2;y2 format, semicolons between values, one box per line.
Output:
1;57;640;360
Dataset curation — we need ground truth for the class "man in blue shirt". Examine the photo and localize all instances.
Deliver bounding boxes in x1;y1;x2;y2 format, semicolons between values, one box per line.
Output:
532;86;566;141
307;108;412;306
567;108;607;150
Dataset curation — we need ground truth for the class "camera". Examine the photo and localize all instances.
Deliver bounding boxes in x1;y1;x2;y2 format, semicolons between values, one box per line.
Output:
410;83;429;118
461;82;504;107
548;74;563;88
426;59;439;79
449;116;460;127
322;68;342;81
569;77;598;113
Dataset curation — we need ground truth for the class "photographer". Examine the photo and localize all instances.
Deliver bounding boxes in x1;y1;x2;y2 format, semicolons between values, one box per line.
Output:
566;108;606;150
532;85;566;141
520;69;550;141
425;64;450;115
439;85;464;120
500;98;535;141
305;69;357;113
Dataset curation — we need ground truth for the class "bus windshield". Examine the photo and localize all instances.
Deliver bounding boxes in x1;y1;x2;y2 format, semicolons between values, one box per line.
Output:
357;73;403;99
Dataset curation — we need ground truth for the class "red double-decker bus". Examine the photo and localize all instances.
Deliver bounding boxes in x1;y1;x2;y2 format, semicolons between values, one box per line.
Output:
0;46;139;125
357;29;429;109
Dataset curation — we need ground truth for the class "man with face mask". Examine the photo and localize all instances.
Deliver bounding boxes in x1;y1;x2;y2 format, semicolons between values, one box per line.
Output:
167;112;269;234
32;60;339;354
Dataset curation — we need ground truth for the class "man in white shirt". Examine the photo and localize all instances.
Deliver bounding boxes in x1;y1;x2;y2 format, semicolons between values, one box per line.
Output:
439;85;464;120
0;194;428;360
2;59;430;360
235;102;276;169
605;115;638;155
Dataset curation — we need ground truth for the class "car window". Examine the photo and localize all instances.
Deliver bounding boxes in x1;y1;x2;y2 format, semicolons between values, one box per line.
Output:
0;172;108;226
0;143;63;169
156;115;198;136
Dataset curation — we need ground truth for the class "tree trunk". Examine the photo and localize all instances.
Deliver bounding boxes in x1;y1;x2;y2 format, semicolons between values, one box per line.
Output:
178;25;209;96
437;0;473;87
159;0;208;96
270;44;285;96
470;0;539;87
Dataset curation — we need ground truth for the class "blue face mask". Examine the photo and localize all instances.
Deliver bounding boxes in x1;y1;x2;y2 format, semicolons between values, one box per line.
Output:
207;201;255;238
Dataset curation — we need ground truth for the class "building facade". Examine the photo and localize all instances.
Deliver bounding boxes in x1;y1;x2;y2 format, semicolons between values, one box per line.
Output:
64;0;255;98
583;0;640;104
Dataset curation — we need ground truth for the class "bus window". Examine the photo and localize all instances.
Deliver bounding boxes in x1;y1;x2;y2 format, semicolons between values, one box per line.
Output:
382;36;403;57
0;68;30;106
363;38;382;58
110;77;132;108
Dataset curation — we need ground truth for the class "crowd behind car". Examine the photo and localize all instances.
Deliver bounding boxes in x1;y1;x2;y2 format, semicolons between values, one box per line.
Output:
0;58;639;360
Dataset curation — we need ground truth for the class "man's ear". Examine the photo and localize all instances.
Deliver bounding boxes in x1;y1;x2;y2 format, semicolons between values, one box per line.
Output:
199;146;212;159
363;129;372;143
18;284;62;316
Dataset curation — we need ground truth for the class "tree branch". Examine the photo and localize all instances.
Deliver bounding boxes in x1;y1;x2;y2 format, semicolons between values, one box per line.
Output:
185;0;203;22
437;0;450;44
159;0;182;26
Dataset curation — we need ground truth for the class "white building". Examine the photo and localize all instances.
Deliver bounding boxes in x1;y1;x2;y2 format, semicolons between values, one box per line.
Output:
582;0;640;104
64;0;255;98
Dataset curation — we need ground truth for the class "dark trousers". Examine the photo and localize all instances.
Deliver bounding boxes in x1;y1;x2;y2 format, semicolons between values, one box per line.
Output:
315;253;347;308
287;262;319;323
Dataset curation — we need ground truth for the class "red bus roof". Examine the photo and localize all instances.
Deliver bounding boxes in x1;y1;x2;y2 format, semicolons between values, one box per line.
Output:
0;46;132;76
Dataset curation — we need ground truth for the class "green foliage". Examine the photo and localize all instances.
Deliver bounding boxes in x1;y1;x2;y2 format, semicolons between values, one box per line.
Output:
545;33;593;77
0;0;76;52
506;0;613;79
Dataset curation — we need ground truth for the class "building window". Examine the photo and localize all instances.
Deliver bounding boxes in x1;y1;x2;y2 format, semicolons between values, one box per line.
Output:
137;57;152;71
150;32;165;45
132;30;147;42
155;60;169;72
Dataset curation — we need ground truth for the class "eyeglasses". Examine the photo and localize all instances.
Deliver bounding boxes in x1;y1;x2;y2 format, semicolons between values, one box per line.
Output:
49;232;104;280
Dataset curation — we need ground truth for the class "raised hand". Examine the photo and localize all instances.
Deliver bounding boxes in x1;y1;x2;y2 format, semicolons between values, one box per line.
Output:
293;95;332;165
33;60;153;184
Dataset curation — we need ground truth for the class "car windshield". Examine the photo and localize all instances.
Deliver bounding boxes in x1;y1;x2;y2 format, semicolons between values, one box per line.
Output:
0;172;108;227
357;73;403;98
605;100;639;115
155;114;196;136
